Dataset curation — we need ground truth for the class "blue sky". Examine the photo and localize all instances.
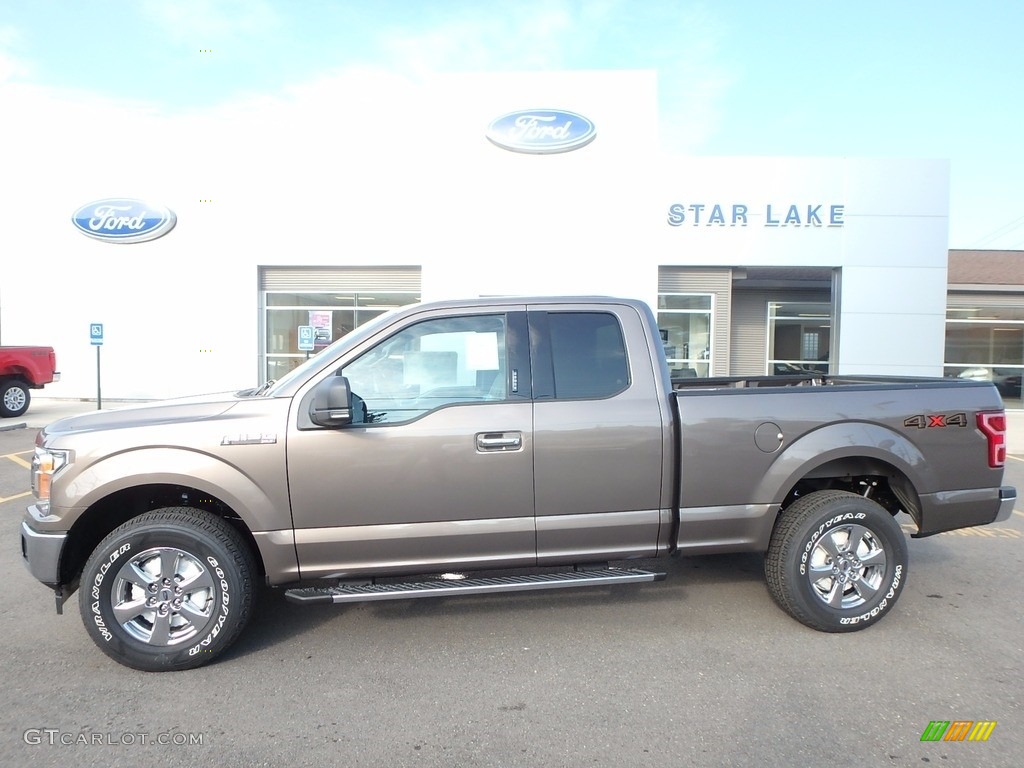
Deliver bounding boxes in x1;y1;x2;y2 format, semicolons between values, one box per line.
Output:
2;0;1022;248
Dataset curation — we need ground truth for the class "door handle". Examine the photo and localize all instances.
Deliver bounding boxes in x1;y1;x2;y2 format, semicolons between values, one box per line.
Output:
476;432;523;451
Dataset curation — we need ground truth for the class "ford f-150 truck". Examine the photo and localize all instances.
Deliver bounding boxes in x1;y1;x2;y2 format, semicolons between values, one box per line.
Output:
1;345;59;417
21;297;1016;671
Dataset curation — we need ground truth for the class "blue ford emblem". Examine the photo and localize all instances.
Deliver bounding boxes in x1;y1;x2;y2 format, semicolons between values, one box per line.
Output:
486;109;597;154
71;199;177;243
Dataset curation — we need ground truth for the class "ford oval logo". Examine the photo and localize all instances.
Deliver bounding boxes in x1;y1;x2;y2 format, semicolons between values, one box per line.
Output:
71;199;177;244
486;109;597;154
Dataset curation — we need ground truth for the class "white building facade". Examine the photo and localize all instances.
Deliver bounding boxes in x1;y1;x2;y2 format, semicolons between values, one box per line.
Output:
1;70;949;400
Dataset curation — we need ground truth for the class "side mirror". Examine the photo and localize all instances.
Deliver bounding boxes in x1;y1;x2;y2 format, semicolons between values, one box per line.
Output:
309;376;353;427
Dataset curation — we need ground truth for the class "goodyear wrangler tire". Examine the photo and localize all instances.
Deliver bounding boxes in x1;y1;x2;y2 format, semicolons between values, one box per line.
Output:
79;507;256;671
764;490;908;632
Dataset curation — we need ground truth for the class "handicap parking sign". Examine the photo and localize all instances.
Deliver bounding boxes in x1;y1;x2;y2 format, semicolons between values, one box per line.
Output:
297;325;315;352
90;323;104;346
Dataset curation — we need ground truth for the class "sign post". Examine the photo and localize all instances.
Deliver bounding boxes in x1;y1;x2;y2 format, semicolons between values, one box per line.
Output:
90;323;104;409
297;325;315;359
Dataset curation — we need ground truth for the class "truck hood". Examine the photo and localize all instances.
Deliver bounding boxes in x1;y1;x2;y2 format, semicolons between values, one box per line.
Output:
41;392;244;437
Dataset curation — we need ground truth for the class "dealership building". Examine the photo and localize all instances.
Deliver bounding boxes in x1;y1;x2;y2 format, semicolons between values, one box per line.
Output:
1;71;1021;406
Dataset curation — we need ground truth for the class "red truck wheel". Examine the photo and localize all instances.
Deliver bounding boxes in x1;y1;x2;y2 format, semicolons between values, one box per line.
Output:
764;490;908;632
78;508;257;671
0;380;30;417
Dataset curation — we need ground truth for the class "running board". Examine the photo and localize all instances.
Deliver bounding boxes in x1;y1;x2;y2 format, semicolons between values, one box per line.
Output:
284;568;666;606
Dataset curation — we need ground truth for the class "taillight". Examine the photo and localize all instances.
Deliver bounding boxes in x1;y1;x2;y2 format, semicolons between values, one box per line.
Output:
977;411;1007;468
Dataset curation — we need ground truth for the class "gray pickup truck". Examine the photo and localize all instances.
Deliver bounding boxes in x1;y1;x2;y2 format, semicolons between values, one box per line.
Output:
22;297;1016;671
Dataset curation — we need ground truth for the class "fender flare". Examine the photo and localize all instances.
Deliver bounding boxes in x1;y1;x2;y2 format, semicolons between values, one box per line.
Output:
753;421;932;506
60;446;289;537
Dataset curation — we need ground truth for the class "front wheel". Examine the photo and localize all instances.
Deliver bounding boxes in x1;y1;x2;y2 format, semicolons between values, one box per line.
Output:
0;380;30;417
764;490;908;632
79;508;257;671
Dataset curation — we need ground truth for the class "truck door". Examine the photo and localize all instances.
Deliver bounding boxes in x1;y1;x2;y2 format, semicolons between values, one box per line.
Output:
287;310;536;579
529;305;669;563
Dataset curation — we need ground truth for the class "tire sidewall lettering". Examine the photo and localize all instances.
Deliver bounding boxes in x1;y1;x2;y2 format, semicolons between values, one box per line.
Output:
89;543;131;643
188;556;231;657
839;563;903;626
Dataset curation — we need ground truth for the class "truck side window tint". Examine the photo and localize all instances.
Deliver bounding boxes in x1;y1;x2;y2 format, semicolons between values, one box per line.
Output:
547;312;629;399
341;314;507;424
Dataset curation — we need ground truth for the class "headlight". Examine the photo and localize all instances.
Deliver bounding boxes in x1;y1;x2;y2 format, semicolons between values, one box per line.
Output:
31;447;71;508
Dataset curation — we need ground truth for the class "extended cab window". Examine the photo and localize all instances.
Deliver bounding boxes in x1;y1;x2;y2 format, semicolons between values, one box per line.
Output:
546;312;629;399
342;314;507;424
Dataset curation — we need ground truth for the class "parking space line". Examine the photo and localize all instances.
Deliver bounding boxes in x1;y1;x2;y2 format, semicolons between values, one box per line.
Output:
901;523;1021;538
0;491;30;504
3;452;32;469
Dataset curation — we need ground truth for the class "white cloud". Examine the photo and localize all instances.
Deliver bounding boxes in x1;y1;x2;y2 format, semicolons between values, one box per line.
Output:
381;7;578;76
0;25;30;82
139;0;280;44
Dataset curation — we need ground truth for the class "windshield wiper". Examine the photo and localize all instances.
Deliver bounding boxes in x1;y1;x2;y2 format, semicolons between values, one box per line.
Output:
247;379;276;397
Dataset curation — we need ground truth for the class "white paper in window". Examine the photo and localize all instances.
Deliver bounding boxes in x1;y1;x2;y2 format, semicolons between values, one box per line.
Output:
466;333;499;371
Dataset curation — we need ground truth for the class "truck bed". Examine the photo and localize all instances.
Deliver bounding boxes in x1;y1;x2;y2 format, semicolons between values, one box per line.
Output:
669;373;1008;554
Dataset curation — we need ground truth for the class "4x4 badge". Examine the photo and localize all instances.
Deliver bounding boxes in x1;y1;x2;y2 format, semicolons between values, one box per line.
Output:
904;413;968;429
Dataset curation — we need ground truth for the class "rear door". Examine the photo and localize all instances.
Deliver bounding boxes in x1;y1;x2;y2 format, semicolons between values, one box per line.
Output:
529;303;669;563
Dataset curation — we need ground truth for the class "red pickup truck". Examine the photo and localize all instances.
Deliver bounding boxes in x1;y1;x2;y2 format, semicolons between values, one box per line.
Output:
0;346;59;417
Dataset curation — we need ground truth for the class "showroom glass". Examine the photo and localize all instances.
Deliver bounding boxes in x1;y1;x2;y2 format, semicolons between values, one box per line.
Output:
341;314;508;425
657;294;713;378
945;306;1024;409
768;302;831;375
264;292;419;381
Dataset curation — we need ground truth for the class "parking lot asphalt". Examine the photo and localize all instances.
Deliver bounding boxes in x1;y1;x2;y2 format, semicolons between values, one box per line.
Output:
1;403;1022;767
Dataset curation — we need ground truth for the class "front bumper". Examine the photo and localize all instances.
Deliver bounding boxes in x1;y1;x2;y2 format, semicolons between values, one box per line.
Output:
20;520;67;586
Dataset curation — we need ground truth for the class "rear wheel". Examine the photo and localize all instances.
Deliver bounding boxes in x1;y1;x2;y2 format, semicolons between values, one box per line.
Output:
765;490;908;632
79;508;257;671
0;380;30;417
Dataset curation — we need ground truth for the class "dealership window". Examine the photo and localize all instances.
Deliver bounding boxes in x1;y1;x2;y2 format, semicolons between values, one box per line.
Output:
768;302;831;375
264;291;420;381
260;266;421;382
657;294;713;379
945;305;1024;408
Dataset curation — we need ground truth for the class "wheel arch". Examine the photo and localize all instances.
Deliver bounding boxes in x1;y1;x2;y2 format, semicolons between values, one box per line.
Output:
755;422;930;531
60;483;268;587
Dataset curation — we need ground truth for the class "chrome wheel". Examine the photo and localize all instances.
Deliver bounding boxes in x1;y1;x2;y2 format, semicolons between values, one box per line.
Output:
110;547;216;646
805;523;888;610
1;381;29;417
765;490;908;632
81;508;256;670
3;386;25;411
